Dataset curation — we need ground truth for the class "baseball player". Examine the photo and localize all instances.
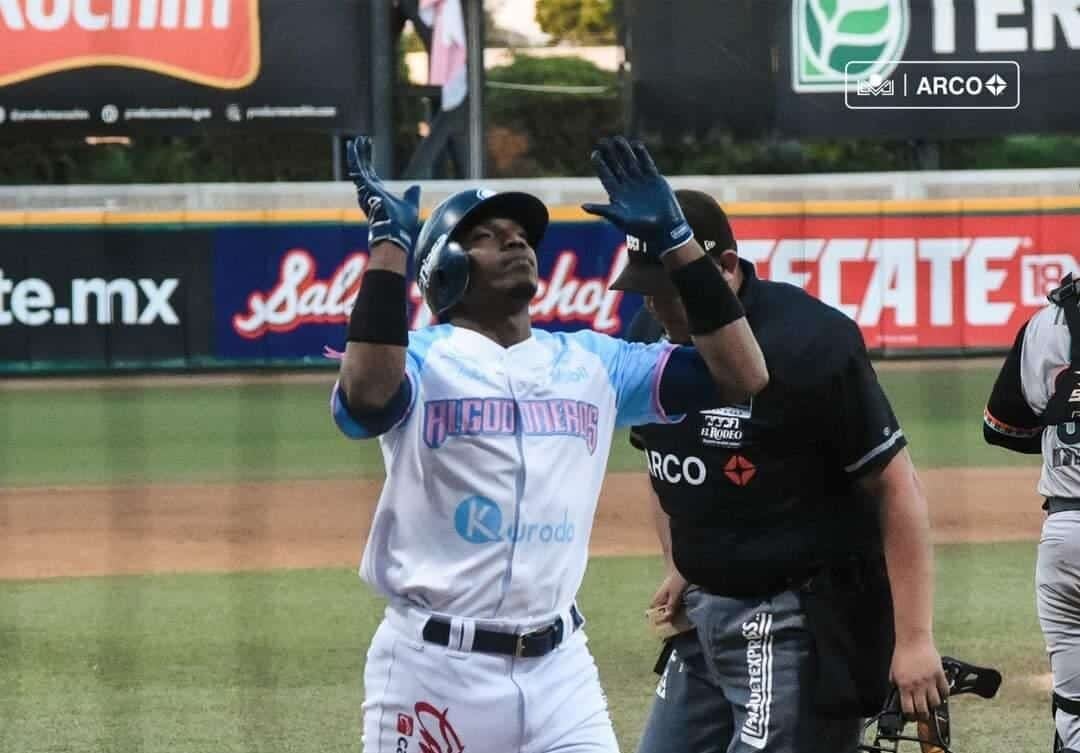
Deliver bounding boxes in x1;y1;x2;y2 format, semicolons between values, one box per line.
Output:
330;136;768;753
614;191;948;753
984;273;1080;753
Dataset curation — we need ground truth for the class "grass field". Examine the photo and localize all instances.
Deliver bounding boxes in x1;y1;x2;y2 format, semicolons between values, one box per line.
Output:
0;362;1033;487
0;360;1053;753
0;546;1052;753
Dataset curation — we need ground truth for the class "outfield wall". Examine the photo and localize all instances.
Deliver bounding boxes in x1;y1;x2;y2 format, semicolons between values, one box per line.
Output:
3;168;1080;209
0;179;1078;372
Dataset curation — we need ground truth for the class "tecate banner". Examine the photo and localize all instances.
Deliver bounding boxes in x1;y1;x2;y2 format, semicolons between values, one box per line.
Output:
0;0;370;132
733;211;1078;350
215;208;1078;360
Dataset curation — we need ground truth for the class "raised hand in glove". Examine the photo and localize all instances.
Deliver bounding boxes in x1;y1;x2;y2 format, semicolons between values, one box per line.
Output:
347;136;421;254
582;136;693;258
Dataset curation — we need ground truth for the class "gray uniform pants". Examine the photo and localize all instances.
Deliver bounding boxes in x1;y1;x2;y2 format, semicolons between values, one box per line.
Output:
1037;510;1080;751
636;587;862;753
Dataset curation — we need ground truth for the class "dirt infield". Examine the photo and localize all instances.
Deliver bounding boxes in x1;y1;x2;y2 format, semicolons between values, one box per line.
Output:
0;467;1043;581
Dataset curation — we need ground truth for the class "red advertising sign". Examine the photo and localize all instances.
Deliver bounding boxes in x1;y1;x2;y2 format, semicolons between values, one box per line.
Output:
732;212;1079;351
0;0;259;88
0;0;368;133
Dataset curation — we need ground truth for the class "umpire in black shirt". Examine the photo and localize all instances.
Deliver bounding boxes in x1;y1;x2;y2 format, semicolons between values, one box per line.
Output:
618;191;948;753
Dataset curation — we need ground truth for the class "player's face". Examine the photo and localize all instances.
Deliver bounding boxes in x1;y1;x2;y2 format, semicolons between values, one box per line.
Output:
459;217;538;305
645;291;691;344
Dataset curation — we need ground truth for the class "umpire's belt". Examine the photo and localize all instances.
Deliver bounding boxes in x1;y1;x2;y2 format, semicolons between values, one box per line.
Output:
1045;496;1080;515
422;605;584;658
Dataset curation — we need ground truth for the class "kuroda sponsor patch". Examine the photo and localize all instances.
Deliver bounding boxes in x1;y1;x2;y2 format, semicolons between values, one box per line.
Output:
453;497;575;545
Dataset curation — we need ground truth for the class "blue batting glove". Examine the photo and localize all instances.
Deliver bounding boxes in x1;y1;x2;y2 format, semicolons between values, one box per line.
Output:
347;136;421;253
581;137;693;258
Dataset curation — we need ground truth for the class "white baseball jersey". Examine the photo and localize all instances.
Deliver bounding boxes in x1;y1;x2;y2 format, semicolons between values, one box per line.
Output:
332;324;678;624
1019;305;1080;497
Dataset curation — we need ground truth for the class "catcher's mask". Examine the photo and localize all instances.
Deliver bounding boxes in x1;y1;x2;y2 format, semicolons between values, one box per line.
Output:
858;656;1001;753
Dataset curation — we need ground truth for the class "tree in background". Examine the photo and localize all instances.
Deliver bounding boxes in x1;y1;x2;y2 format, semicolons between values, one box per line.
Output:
481;53;909;178
535;0;616;44
485;54;620;177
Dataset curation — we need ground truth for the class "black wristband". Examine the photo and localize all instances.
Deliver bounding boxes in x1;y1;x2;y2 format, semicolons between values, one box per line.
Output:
669;255;744;334
347;269;409;346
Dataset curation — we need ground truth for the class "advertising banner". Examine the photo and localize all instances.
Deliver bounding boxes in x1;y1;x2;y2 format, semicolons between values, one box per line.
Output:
214;221;637;361
630;0;1080;139
0;228;214;370
0;0;369;132
2;200;1076;372
776;0;1080;138
731;210;1079;351
214;207;1078;361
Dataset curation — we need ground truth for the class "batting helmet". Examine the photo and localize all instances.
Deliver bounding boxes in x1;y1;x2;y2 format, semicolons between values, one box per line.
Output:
413;188;549;316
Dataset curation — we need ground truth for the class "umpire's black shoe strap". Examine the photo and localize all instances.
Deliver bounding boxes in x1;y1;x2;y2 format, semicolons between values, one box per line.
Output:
422;605;584;658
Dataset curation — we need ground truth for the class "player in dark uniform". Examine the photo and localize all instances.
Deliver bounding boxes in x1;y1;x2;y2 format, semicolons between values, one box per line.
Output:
617;191;948;753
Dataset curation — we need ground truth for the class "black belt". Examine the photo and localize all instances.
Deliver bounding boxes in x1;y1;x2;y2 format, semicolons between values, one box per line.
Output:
700;566;822;600
421;605;584;658
1045;497;1080;514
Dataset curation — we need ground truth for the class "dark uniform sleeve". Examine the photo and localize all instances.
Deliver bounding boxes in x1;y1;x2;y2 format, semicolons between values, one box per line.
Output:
982;322;1043;454
625;306;664;452
624;305;664;344
827;324;908;479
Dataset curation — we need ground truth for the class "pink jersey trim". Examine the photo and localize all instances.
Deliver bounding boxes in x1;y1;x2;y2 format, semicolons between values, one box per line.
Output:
651;342;678;423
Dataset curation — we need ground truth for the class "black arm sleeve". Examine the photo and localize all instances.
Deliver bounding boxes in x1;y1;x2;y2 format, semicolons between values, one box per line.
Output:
626;306;666;450
827;327;908;480
657;346;724;416
983;323;1043;454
